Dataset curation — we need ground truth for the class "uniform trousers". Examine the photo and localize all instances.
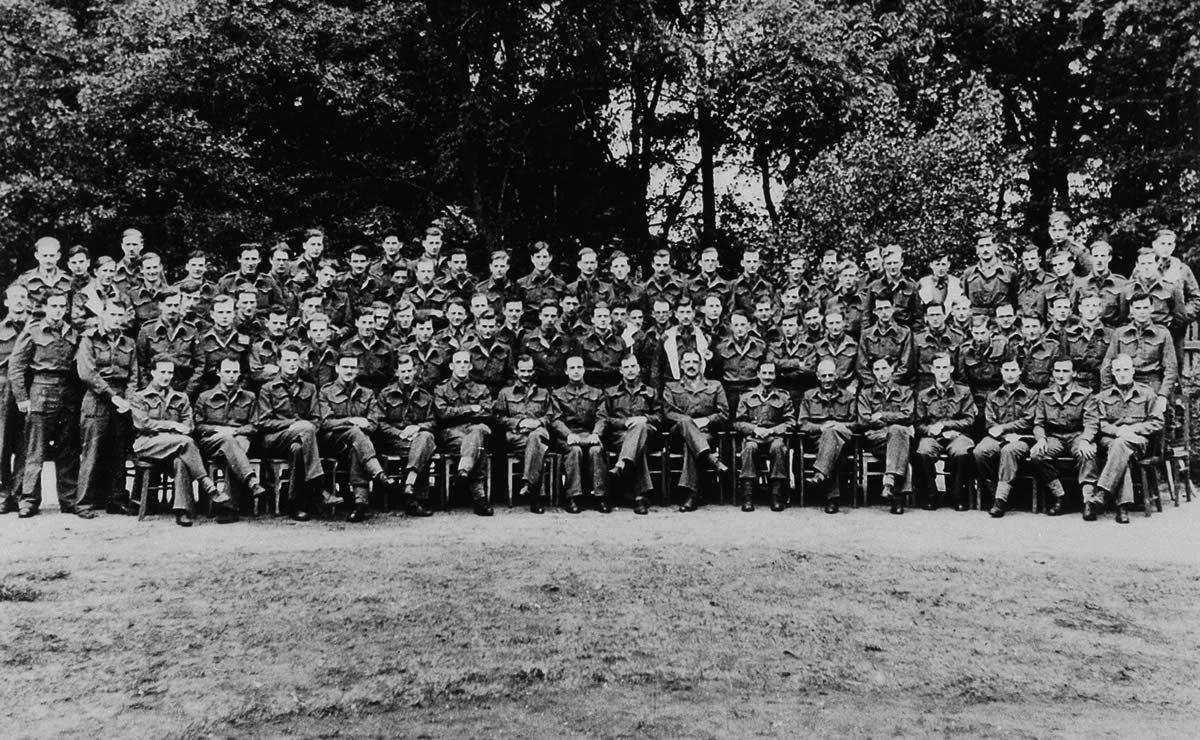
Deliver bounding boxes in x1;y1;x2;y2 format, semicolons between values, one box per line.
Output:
319;426;383;503
802;424;853;501
738;436;789;482
670;417;718;493
440;423;490;499
261;421;326;508
973;436;1032;502
913;434;974;505
1029;435;1098;488
604;419;654;500
863;425;913;482
21;376;80;510
0;377;26;505
132;432;221;514
507;427;549;494
1094;434;1145;506
76;388;132;511
375;428;437;501
197;429;257;501
561;440;608;500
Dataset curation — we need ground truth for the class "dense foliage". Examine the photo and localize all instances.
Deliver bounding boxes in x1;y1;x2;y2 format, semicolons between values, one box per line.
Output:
1;0;1195;280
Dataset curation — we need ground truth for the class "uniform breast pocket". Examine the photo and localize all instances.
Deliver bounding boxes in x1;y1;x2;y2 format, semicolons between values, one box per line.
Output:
230;397;255;422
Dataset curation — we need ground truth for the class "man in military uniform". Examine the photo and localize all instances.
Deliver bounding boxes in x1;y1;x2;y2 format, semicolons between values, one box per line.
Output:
1079;241;1127;328
71;256;126;332
685;247;731;311
551;355;608;513
797;359;856;514
194;357;267;519
1029;358;1096;516
255;344;329;521
404;312;449;391
15;236;73;316
129;358;225;527
217;243;284;312
435;350;496;516
0;285;30;513
733;361;792;512
342;244;387;307
857;356;915;514
289;228;325;289
1014;242;1049;320
75;300;138;517
402;258;451;323
370;354;438;517
1121;248;1185;332
1013;313;1061;391
113;228;144;291
815;311;858;394
318;353;390;522
770;312;817;402
962;232;1017;318
912;353;977;511
174;251;218;321
714;311;769;412
189;295;251;399
127;252;169;330
520;300;571;388
247;305;291;388
603;251;646;313
476;250;525;317
8;290;81;517
464;310;513;397
598;353;660;514
340;307;395;391
1102;291;1177;398
856;295;913;387
865;245;921;329
517;242;566;323
654;300;709;390
136;287;198;392
437;249;476;303
1061;294;1112;390
916;253;965;310
566;248;609;317
578;302;626;389
1086;353;1164;524
369;232;407;285
1045;210;1093;276
643;249;688;310
494;355;557;513
974;359;1038;518
662;349;729;512
913;302;964;390
299;314;339;388
958;315;1010;412
729;248;774;316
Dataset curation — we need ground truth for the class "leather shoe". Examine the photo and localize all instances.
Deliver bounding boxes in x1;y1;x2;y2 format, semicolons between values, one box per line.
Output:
347;504;368;523
633;499;649;515
1;498;19;514
596;498;612;514
609;460;627;479
530;498;545;514
770;498;785;513
741;499;755;513
564;497;582;514
989;500;1007;518
291;510;312;522
518;482;532;500
473;499;494;517
890;498;904;515
954;502;970;512
1082;502;1098;522
824;501;839;514
678;495;697;513
216;507;240;524
406;500;433;517
18;507;36;518
1115;506;1129;524
175;512;193;527
1046;498;1064;516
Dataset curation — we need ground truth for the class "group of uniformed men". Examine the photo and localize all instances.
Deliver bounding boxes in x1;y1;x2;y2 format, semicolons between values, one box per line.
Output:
0;211;1192;526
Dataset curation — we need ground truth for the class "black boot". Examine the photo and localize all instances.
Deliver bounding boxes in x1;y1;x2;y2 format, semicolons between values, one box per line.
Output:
678;494;697;513
1115;505;1129;524
1082;501;1098;521
564;497;582;514
739;480;755;512
769;481;786;512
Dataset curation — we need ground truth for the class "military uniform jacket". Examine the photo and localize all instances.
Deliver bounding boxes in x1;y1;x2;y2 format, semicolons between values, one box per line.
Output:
1014;269;1049;319
71;280;128;332
248;334;289;386
127;278;169;326
733;385;792;436
76;328;137;400
318;381;376;432
1076;271;1127;327
433;324;476;354
131;385;193;435
216;271;284;310
517;328;571;381
662;378;728;427
769;336;817;389
823;289;866;337
962;261;1016;315
984;384;1037;434
551;382;605;437
598;380;660;435
15;268;72;313
797;386;855;434
865;275;921;328
402;341;450;391
437;273;476;303
567;275;610;315
957;336;1010;394
730;273;775;315
1088;382;1163;438
913;326;966;381
370;382;439;434
1014;336;1062;390
465;337;514;388
1102;322;1177;394
435;376;494;427
195;385;257;436
714;335;769;389
915;382;976;435
642;271;688;309
1060;322;1111;389
517;270;567;310
494;382;557;434
190;326;251;396
578;329;626;374
1120;277;1185;332
341;273;386;307
0;313;29;376
856;382;914;429
1034;383;1094;442
603;278;647;312
476;276;526;314
686;273;732;312
369;255;407;284
254;374;320;433
8;319;80;406
341;334;396;390
300;342;339;389
856;321;913;385
136;318;198;390
815;334;858;386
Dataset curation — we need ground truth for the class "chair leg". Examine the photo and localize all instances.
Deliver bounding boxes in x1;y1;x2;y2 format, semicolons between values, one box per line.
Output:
1140;466;1153;517
135;469;149;521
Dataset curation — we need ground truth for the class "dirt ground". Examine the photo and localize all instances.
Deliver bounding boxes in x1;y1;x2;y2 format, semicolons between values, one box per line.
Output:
2;492;1200;739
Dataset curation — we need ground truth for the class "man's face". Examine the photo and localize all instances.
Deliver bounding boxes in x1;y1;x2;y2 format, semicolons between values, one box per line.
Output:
422;233;442;256
754;301;773;325
971;324;991;344
470;296;489;317
1136;253;1159;280
356;313;376;338
96;262;116;284
611;306;627;328
680;353;700;378
151;363;174;388
539;306;559;330
373;307;391;328
731;315;749;338
515;360;535;386
1130;299;1152;324
180;292;198;314
700;252;718;274
592;308;611;332
336;358;359;384
317;266;337;289
652;254;670;276
651;302;670;325
490;254;509;280
1020;318;1043;343
416;263;434;285
838;266;858;290
267;313;288;337
872;360;893;385
817;364;836;389
382;235;401;257
865;249;882;273
781;287;800;310
874;300;895;324
1153;232;1176;259
626;309;644;332
931;356;952;384
611;257;630;281
6;288;29;315
350;253;369;275
804;309;822;333
577;252;597;276
560;296;579;316
787;258;804;283
270;250;291;273
1090;245;1112;273
414;320;434;343
824;314;844;337
300;297;322;319
236;293;258;317
121;232;143;258
565;357;585;383
951;301;971;322
303;235;324;259
218;361;241;387
1048;299;1071;323
44;296;68;324
930;256;949;278
995;306;1015;329
310;321;331;345
531;249;551;272
446;304;467;327
141;257;163;282
1000;362;1021;385
103;303;127;333
448;253;467;276
185;256;206;278
67;253;89;276
781;317;799;339
503;302;523;327
926;306;946;330
1079;297;1101;322
703;298;722;322
976;238;996;262
35;243;60;271
620;356;640;382
1111;358;1135;386
160;294;183;322
1051;362;1074;388
1050;253;1072;278
883;252;902;278
675;305;694;326
396;359;416;386
821;254;838;277
239;250;260;274
1048;222;1070;244
279;351;301;377
395;305;414;326
1021;250;1041;272
477;317;496;339
741;252;761;275
757;363;777;387
212;302;235;329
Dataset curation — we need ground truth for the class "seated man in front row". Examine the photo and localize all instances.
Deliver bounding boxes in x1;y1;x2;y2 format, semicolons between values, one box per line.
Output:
1086;353;1164;524
318;353;391;522
912;352;977;511
856;356;914;515
796;359;855;514
369;353;438;517
662;349;729;513
435;350;496;516
129;358;227;527
597;353;659;515
193;357;268;514
974;359;1037;518
494;354;557;514
733;361;793;513
1029;358;1096;517
551;355;609;513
